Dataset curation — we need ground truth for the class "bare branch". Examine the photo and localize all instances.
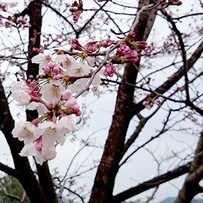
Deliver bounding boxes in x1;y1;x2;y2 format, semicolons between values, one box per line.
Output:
174;131;203;202
133;39;203;114
112;162;191;203
0;162;18;178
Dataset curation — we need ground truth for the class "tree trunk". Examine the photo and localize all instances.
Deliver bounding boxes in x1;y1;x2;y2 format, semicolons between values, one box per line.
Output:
26;1;58;202
88;1;157;202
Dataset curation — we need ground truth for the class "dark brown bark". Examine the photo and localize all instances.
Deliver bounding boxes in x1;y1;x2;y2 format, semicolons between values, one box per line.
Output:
88;1;157;202
0;80;48;203
26;1;58;202
36;162;58;203
27;0;42;78
88;62;138;203
88;1;203;202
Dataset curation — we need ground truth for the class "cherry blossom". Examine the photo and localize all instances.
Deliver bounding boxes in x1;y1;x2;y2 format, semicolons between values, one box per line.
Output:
13;116;76;165
11;81;32;106
10;40;150;164
20;141;57;165
115;44;139;63
27;102;48;115
12;122;37;144
11;51;92;164
101;39;115;48
40;82;65;104
69;0;83;23
32;52;54;72
11;50;102;164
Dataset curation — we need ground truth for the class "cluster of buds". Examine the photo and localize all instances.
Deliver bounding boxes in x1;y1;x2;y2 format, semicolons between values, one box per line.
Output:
4;16;30;28
71;38;115;53
71;38;116;77
103;63;116;77
11;51;100;164
113;32;147;64
0;3;7;12
69;0;83;23
143;95;162;109
71;32;147;77
160;0;182;7
168;0;182;5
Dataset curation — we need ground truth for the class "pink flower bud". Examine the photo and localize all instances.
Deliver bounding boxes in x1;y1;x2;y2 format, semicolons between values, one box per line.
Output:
73;14;80;23
72;104;81;116
71;38;83;50
0;3;7;12
61;90;72;100
52;74;61;80
64;97;77;108
53;66;60;74
4;21;11;28
43;66;50;73
127;31;136;39
32;118;40;126
85;41;99;53
101;39;114;48
104;63;116;77
135;41;147;50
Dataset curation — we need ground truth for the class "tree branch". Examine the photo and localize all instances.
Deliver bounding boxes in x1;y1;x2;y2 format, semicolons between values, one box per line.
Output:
133;39;203;114
174;130;203;203
112;162;191;203
0;162;18;178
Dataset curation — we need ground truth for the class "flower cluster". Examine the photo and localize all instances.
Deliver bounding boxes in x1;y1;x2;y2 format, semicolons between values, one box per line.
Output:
11;51;99;164
0;3;7;12
3;16;30;29
143;95;162;109
71;32;147;77
113;32;147;64
160;0;182;7
114;44;139;63
103;63;116;77
71;38;115;54
71;38;116;77
69;0;83;23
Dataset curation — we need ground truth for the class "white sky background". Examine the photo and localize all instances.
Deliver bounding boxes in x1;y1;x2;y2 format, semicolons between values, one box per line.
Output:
0;0;203;202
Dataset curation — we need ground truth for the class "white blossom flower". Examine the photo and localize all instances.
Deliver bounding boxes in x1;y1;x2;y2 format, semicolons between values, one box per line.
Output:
56;116;76;135
11;81;31;106
12;122;37;144
20;143;38;157
68;78;89;94
27;102;48;115
40;145;57;162
56;54;91;77
19;142;57;165
55;54;77;69
40;82;65;104
32;52;53;72
35;116;76;146
68;62;91;77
